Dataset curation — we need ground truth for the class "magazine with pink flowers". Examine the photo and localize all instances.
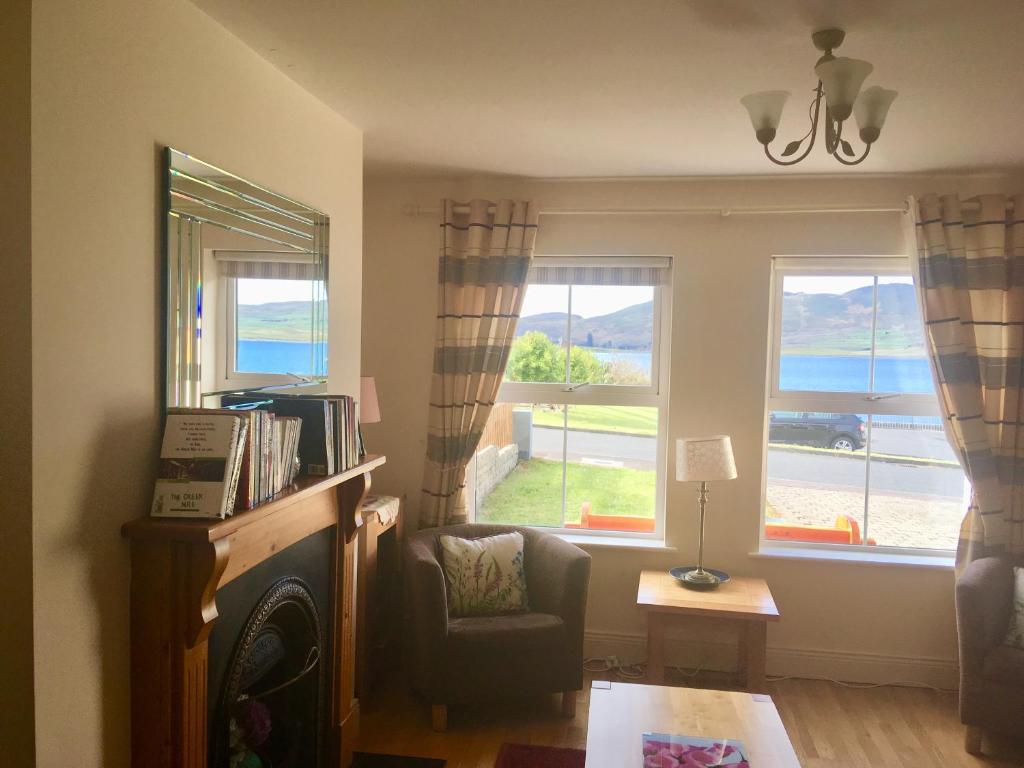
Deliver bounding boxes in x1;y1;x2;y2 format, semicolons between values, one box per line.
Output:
642;732;749;767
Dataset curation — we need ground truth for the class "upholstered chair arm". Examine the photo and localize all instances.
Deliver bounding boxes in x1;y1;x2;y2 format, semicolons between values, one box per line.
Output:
956;555;1014;673
524;532;591;648
403;533;449;695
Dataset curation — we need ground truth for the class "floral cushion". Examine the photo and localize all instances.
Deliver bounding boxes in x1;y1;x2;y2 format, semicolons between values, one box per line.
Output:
439;532;529;617
1005;566;1024;649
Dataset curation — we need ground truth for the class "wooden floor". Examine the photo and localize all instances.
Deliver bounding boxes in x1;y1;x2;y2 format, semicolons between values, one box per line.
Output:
355;671;1024;768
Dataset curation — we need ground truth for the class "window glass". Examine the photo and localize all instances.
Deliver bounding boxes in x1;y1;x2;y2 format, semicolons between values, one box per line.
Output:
568;285;654;386
479;260;668;538
565;405;657;531
865;415;963;550
504;283;656;387
766;411;869;543
765;264;965;553
474;404;565;528
872;277;931;394
779;275;875;392
504;286;569;383
235;278;319;374
474;404;658;532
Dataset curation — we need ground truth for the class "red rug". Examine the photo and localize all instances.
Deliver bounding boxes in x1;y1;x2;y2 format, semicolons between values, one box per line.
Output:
495;743;586;768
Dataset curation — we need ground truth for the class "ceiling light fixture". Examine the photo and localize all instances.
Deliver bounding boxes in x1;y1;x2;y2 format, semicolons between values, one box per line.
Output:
740;29;897;166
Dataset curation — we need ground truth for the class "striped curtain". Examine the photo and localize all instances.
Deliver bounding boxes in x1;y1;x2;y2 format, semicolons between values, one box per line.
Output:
420;199;538;528
910;193;1024;568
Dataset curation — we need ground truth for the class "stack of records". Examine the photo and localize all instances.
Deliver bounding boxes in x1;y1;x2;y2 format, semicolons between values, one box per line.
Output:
221;394;361;478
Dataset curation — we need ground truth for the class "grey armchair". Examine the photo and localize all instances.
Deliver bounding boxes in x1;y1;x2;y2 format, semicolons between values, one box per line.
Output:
403;523;591;731
955;554;1024;754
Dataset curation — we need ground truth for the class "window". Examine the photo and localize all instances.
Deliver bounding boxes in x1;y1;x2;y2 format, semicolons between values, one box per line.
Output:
466;257;671;538
763;257;967;554
214;251;327;390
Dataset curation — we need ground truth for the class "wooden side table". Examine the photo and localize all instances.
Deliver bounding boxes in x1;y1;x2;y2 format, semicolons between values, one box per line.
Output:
636;570;780;692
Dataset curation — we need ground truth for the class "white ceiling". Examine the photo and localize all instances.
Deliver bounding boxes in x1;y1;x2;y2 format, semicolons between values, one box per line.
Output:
195;0;1024;178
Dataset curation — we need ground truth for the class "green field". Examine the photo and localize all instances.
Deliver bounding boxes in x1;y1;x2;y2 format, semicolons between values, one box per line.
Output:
478;457;655;526
237;300;321;341
529;405;658;436
782;346;927;357
782;326;925;357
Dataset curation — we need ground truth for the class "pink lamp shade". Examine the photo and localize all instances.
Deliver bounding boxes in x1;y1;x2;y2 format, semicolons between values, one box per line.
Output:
359;376;381;424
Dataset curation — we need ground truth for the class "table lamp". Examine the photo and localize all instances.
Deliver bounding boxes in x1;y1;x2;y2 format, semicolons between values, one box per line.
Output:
359;376;381;457
675;435;737;588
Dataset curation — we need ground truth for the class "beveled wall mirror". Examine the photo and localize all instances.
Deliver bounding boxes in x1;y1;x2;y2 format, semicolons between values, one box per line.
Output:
164;148;329;408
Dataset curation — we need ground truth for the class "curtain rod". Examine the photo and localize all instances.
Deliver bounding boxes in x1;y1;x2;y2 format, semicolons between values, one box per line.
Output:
402;199;1012;218
402;202;906;217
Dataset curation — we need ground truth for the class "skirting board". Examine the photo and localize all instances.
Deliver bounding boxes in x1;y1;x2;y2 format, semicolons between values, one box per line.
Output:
584;630;959;690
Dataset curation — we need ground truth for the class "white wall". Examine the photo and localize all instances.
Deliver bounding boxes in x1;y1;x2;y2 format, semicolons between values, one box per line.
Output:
30;1;362;764
362;171;1023;688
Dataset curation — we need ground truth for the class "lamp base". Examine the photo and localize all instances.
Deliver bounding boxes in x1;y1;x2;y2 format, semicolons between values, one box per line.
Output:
669;566;731;590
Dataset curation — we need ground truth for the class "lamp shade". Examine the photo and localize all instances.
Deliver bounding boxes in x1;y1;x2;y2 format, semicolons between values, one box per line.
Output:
853;85;898;142
359;376;381;424
740;90;790;143
814;57;873;122
676;436;737;482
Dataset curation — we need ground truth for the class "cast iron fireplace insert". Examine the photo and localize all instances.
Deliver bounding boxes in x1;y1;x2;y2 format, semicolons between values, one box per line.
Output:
207;528;334;768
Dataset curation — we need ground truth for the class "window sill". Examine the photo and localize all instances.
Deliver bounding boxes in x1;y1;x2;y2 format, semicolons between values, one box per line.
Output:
557;533;676;552
751;545;954;569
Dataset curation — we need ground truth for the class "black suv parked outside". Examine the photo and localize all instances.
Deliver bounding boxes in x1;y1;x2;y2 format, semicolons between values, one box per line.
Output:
768;412;865;451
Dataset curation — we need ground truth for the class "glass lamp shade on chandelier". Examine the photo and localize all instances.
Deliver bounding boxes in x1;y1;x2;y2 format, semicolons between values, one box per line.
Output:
740;28;898;166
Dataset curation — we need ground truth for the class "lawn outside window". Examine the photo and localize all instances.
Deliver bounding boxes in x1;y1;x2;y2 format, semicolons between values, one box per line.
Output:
465;256;672;539
762;256;967;556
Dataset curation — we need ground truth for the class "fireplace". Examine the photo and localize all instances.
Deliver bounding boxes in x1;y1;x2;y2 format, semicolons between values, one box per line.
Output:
208;530;333;767
123;456;384;768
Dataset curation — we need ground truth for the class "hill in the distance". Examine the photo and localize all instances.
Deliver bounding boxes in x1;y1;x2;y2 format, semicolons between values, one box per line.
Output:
236;300;322;341
240;283;925;354
516;300;654;350
782;282;924;354
515;282;924;354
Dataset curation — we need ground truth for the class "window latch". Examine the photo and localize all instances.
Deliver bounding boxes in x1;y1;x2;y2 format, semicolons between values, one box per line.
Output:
562;381;590;392
865;393;900;401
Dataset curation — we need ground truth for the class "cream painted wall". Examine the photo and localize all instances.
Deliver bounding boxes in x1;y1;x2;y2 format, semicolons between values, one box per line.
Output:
362;172;1024;686
30;0;362;764
0;1;36;764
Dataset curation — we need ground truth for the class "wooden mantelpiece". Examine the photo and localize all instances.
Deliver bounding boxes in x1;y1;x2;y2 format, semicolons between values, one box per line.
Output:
122;454;386;768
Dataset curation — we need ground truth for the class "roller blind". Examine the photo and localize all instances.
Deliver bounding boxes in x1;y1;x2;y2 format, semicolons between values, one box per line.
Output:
214;250;320;281
527;256;671;286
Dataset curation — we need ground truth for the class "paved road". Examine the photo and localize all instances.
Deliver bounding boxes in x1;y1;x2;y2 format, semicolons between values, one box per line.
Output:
532;425;655;468
861;428;958;461
530;425;965;498
765;449;964;499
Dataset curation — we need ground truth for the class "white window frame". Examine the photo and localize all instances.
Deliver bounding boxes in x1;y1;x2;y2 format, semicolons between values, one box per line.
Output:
477;255;673;541
760;255;957;557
